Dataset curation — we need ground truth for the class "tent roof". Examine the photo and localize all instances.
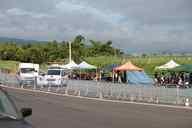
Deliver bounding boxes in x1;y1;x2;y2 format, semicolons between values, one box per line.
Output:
62;60;79;69
156;60;180;70
170;64;192;73
113;61;143;71
78;61;97;69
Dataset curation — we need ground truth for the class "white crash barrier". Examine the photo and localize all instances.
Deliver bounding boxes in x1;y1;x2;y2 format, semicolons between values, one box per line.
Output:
1;70;192;107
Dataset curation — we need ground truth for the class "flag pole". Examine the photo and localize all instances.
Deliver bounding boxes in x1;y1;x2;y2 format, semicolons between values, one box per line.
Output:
69;41;72;63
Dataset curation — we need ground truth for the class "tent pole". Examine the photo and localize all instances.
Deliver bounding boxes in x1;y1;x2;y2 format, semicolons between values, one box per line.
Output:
80;69;81;80
69;41;72;63
96;68;98;81
112;70;114;83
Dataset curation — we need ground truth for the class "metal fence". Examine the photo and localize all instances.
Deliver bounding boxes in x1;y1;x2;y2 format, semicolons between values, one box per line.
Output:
0;70;192;107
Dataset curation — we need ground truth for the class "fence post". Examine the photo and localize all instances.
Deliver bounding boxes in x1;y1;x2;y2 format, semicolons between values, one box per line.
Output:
110;84;113;98
99;84;103;99
96;82;103;99
117;85;122;99
77;90;81;97
21;81;24;89
138;86;143;101
65;85;68;95
33;77;37;90
74;84;78;95
96;82;99;97
48;82;51;91
185;98;190;107
122;86;127;99
176;86;179;104
56;83;60;92
85;84;89;97
155;87;159;104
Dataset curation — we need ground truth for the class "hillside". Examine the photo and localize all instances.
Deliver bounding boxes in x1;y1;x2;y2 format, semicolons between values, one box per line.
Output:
0;37;46;44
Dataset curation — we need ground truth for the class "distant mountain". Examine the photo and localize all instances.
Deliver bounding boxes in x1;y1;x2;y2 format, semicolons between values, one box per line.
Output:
0;37;47;44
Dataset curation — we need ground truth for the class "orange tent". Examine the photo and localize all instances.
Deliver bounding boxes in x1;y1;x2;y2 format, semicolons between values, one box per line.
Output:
113;61;143;72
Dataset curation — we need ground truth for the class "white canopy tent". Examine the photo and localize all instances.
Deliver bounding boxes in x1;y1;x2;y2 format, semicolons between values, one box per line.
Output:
155;60;180;70
78;61;97;80
78;61;97;69
62;60;79;69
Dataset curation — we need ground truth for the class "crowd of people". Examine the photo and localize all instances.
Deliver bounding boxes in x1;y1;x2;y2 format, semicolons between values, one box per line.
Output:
69;72;98;80
69;71;126;82
154;72;192;88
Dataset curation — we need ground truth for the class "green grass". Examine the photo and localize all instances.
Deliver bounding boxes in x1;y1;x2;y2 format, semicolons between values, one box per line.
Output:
0;60;49;73
0;60;19;73
85;56;192;76
1;56;192;75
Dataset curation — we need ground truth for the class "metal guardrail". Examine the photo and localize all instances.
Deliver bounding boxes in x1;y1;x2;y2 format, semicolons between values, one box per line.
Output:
0;70;192;107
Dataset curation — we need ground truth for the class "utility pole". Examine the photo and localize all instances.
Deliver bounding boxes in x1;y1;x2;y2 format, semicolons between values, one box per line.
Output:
69;41;72;63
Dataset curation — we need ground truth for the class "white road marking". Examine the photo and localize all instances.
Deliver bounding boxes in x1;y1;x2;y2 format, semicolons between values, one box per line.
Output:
1;85;192;110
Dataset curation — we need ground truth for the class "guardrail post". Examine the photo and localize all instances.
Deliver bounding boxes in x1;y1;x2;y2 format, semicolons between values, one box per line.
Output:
117;86;121;99
96;82;103;99
85;84;89;97
40;84;44;89
176;86;179;104
56;84;60;92
122;86;127;99
33;77;37;90
65;86;68;95
130;95;134;102
155;96;159;104
77;90;81;97
96;82;99;97
48;82;51;92
148;97;153;103
138;86;142;101
21;81;24;89
110;84;113;98
74;86;77;95
99;85;103;99
185;98;190;107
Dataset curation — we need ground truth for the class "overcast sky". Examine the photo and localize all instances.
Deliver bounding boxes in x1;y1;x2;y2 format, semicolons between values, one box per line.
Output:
0;0;192;53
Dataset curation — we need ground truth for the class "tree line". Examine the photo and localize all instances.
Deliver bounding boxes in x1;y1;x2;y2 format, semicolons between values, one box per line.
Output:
0;35;123;64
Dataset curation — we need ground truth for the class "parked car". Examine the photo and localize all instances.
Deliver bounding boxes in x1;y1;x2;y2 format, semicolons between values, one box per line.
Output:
0;87;32;128
45;67;69;87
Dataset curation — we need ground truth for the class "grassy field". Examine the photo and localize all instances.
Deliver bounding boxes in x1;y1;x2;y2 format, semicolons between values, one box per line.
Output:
0;60;48;73
1;56;192;75
0;60;19;73
85;56;192;76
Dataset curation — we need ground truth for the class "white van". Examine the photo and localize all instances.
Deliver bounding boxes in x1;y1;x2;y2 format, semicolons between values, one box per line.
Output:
18;63;39;85
45;67;69;86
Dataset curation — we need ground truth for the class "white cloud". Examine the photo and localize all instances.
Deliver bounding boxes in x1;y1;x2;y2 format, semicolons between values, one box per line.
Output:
7;8;30;16
55;1;124;24
0;0;192;52
0;11;5;18
6;8;51;18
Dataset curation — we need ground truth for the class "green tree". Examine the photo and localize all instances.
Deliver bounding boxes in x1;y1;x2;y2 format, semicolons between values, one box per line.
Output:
71;35;85;62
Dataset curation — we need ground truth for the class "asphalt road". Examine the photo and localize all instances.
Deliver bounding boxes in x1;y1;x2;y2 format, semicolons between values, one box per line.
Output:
4;87;192;128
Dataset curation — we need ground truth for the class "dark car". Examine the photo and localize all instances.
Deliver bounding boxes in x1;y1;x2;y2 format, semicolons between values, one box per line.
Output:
0;87;32;128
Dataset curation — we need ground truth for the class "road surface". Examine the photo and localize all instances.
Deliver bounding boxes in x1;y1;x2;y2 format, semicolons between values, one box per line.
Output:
4;87;192;128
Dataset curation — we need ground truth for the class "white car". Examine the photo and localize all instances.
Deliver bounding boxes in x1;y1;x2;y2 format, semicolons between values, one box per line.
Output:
45;68;69;87
36;74;47;87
